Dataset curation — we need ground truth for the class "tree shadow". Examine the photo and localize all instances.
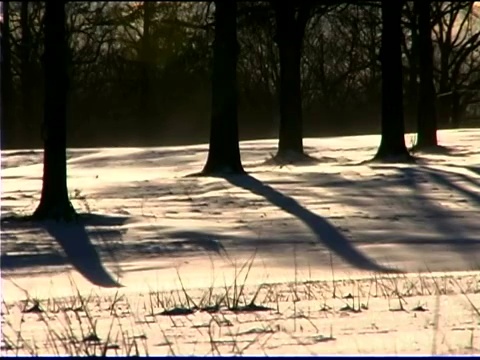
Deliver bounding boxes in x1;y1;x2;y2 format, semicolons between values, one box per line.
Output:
221;173;400;273
365;165;480;266
1;213;128;288
423;166;480;203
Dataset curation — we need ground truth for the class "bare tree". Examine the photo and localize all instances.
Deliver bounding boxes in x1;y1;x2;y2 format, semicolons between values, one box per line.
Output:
33;0;76;220
373;0;412;162
433;2;480;127
415;0;438;148
202;0;244;175
272;1;313;158
302;4;382;123
401;1;420;129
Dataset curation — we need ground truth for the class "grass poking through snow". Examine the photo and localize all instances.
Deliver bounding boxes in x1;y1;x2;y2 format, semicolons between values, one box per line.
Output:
2;259;479;356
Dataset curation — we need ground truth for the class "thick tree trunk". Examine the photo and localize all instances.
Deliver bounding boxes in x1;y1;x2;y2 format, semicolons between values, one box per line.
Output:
407;25;419;131
20;2;35;142
33;0;76;221
275;2;304;156
1;1;14;148
373;0;412;162
202;0;244;175
416;0;438;148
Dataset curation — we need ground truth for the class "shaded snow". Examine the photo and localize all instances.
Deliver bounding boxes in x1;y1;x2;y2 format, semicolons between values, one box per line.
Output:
1;129;480;301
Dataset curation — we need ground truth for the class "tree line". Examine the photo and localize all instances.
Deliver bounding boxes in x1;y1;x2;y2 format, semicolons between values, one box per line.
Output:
0;0;479;220
1;1;479;149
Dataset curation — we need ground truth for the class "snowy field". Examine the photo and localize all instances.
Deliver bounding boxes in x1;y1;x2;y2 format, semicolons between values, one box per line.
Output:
1;129;479;355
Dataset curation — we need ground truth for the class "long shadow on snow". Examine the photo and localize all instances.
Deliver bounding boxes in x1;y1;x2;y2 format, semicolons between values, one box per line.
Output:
362;165;480;266
422;167;480;205
298;167;480;269
223;174;399;273
1;213;127;287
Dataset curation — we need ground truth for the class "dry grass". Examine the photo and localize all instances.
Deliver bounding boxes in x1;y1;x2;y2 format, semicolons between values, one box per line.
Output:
2;255;479;356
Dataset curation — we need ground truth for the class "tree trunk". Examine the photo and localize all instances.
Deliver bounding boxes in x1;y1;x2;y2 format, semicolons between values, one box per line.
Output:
1;1;14;148
406;10;419;132
20;2;35;143
202;0;244;175
416;0;438;148
33;0;76;221
275;2;304;156
373;0;412;161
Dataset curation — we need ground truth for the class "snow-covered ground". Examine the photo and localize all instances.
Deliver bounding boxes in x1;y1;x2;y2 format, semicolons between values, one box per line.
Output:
1;129;479;355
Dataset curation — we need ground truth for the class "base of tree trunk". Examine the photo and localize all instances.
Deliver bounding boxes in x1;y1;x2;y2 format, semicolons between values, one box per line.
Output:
188;164;245;178
201;165;245;176
32;201;78;222
268;150;318;166
410;143;451;155
371;150;416;164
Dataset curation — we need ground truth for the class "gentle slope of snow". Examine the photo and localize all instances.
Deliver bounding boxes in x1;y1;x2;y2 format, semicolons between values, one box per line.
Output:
1;129;480;301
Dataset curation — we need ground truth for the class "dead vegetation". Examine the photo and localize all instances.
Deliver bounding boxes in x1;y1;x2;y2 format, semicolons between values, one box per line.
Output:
2;256;479;356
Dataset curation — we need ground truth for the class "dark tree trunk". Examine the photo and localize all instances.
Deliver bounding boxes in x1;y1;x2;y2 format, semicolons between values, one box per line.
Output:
416;0;438;148
20;2;35;141
274;2;304;156
202;0;244;175
406;12;419;132
1;1;14;148
373;0;412;162
33;0;76;221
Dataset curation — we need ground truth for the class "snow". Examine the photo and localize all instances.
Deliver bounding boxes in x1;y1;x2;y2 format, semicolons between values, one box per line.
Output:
1;129;479;354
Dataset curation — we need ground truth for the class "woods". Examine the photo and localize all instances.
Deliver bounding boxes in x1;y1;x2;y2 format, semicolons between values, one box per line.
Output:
1;4;480;354
0;0;479;218
1;1;478;150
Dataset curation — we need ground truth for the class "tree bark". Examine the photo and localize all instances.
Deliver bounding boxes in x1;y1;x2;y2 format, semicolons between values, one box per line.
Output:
406;9;419;132
1;1;14;148
202;0;244;175
373;0;412;162
416;0;438;148
33;0;76;221
274;2;304;156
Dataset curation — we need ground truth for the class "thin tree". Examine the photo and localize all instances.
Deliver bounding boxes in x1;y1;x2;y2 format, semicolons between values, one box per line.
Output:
33;0;76;220
433;2;480;128
202;0;244;175
415;0;438;149
1;1;14;148
373;0;412;162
